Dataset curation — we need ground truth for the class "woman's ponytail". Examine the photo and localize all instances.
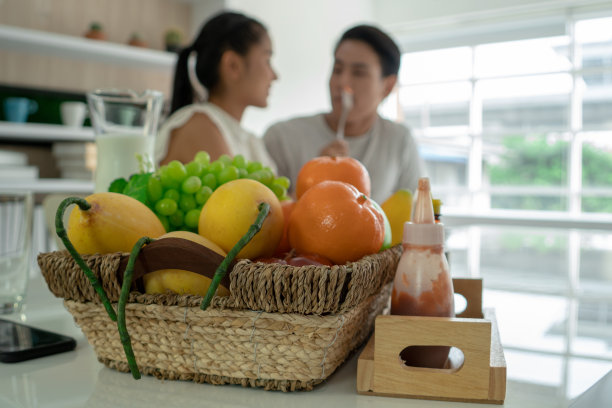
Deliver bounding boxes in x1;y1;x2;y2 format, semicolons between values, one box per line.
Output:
170;46;193;114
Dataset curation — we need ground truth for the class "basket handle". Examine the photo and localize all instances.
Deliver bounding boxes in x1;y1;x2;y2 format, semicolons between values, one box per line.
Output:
117;237;232;291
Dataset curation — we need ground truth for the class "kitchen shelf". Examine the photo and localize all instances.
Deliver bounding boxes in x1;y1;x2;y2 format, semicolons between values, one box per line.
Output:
0;122;94;142
0;178;93;194
0;24;176;71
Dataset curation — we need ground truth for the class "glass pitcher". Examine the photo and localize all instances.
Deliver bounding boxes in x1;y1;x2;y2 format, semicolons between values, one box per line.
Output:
87;89;164;193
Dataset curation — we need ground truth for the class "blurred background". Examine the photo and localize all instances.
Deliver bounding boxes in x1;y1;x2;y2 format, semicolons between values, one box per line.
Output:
1;0;611;403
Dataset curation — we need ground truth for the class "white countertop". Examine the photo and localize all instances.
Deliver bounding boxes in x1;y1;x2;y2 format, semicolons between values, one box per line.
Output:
1;274;610;408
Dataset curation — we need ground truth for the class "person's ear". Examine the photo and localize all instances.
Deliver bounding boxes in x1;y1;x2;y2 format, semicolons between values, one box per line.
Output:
382;74;398;99
219;50;245;81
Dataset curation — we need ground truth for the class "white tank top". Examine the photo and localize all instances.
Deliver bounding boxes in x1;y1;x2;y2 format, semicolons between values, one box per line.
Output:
155;102;276;172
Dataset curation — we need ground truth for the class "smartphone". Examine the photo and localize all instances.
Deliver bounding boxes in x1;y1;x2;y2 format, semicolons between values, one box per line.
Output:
0;318;76;363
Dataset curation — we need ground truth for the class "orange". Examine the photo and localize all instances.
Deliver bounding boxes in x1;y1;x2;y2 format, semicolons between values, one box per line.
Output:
295;156;371;199
274;199;296;256
289;180;384;264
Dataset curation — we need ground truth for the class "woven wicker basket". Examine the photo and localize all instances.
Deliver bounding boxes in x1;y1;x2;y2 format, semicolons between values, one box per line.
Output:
38;246;401;391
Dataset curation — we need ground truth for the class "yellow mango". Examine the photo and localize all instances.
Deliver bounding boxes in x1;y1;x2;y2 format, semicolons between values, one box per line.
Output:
381;189;413;246
67;192;166;254
198;179;283;259
143;231;230;297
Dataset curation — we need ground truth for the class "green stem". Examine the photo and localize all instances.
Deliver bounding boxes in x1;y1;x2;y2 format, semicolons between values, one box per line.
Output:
200;202;270;311
55;197;117;322
118;236;154;380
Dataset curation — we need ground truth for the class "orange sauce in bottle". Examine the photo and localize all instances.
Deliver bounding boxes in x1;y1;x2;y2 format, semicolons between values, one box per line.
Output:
391;178;454;369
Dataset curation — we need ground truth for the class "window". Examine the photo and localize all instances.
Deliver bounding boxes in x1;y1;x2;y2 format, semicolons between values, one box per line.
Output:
394;15;612;215
390;13;612;396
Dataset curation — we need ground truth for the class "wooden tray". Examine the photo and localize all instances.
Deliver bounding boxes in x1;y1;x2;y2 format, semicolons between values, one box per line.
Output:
356;278;506;404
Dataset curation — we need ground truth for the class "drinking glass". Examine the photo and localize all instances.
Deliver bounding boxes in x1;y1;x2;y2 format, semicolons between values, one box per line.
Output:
87;89;164;193
0;191;33;314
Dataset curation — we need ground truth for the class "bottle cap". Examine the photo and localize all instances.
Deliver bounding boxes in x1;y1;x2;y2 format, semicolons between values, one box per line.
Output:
403;177;444;246
403;221;445;246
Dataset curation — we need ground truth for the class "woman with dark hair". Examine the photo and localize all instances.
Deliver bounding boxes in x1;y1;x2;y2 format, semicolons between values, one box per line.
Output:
264;25;424;202
155;11;277;168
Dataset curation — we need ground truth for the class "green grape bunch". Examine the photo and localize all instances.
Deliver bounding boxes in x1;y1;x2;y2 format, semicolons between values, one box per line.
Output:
109;151;290;233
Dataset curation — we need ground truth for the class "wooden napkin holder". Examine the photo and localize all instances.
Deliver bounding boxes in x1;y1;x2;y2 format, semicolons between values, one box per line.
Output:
357;278;506;404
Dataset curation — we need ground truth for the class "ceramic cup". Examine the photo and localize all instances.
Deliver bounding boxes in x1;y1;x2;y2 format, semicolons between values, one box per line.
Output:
3;98;38;123
0;191;33;314
118;106;138;126
60;101;88;128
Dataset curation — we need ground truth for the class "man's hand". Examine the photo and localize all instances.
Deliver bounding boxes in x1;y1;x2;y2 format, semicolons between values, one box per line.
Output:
319;139;349;157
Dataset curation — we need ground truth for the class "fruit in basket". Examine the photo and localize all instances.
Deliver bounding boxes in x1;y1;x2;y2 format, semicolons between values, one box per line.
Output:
254;257;288;265
67;192;165;254
287;253;334;266
143;231;230;297
273;199;295;256
295;156;371;199
254;253;333;266
111;152;290;233
289;181;384;264
381;189;413;246
370;199;392;250
198;179;283;259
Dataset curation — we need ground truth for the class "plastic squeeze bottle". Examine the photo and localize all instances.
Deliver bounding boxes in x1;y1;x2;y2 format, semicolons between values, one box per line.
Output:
391;177;454;369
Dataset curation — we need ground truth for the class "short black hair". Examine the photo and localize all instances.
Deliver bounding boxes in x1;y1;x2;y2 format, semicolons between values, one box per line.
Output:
335;25;401;77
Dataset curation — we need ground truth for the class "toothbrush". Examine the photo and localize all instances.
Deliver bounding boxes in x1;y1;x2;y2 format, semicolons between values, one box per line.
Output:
336;86;354;141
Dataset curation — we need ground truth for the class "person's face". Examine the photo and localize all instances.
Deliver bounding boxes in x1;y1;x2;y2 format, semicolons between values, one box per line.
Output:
239;33;278;108
329;39;396;121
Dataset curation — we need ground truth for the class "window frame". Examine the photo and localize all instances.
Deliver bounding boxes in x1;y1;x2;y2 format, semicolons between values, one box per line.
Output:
393;11;612;216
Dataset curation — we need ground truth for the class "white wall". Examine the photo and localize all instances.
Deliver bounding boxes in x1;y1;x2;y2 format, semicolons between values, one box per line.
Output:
190;0;225;38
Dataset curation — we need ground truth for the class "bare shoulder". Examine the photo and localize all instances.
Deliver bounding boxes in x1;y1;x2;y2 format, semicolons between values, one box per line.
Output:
175;112;223;140
161;112;230;164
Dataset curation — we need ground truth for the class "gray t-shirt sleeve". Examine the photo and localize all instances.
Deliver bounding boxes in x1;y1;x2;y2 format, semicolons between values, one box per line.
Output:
263;115;329;195
263;123;291;180
397;127;426;193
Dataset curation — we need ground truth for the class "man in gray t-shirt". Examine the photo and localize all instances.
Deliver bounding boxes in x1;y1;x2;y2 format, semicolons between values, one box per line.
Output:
264;25;424;203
